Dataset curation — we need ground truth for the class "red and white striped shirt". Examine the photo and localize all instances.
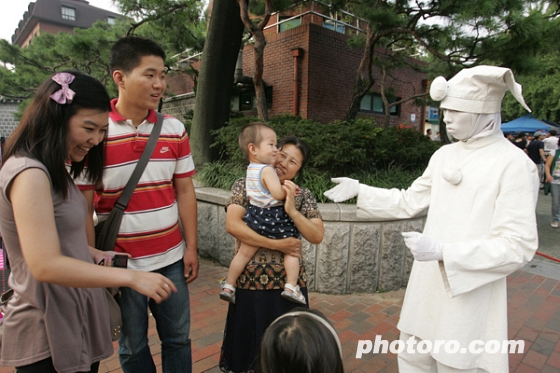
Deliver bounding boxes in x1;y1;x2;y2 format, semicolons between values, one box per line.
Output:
76;99;195;271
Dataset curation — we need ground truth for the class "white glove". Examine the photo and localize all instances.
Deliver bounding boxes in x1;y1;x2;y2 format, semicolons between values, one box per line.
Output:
401;232;444;261
323;177;360;203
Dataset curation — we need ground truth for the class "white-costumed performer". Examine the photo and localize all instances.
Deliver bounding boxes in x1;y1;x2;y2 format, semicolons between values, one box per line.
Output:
324;66;539;373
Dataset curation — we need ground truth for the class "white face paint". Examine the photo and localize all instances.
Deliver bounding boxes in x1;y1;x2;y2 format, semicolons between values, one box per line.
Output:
443;110;501;141
443;110;474;141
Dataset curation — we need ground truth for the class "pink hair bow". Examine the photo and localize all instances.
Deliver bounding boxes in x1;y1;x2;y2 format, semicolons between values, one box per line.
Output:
50;72;76;104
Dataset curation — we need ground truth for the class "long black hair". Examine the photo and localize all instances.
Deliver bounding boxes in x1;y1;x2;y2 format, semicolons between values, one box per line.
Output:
3;70;110;198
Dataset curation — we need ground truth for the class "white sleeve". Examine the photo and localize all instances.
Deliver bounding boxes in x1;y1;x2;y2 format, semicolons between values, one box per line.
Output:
356;163;433;220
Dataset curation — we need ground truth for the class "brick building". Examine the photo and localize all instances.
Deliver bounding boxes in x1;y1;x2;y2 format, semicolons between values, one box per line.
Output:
11;0;121;47
165;1;429;127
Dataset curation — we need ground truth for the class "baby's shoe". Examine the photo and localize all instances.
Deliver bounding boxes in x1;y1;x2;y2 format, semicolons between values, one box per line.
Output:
281;283;306;305
219;283;236;304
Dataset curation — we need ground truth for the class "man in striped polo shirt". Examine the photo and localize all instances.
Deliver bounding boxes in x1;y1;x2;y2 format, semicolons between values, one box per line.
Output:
77;36;198;373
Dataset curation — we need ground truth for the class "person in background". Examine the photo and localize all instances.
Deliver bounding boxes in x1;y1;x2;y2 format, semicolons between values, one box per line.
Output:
258;309;344;373
513;132;527;150
426;128;432;139
526;131;547;187
543;129;558;156
76;36;198;373
0;71;175;373
545;137;560;228
324;65;538;373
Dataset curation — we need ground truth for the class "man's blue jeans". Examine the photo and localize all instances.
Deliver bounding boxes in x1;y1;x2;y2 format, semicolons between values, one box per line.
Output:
118;259;192;373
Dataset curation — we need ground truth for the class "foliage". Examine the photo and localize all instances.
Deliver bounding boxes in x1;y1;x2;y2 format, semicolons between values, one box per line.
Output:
0;20;128;99
0;0;206;105
320;0;560;121
502;52;560;123
211;115;439;175
116;0;206;52
196;161;246;191
197;155;426;204
200;114;435;203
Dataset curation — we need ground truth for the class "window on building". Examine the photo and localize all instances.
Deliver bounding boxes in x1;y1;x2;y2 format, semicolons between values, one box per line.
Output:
323;19;345;34
278;16;301;32
107;16;116;25
61;6;76;21
360;93;400;115
232;87;273;111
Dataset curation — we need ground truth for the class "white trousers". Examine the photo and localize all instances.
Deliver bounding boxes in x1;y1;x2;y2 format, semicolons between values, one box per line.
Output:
398;333;489;373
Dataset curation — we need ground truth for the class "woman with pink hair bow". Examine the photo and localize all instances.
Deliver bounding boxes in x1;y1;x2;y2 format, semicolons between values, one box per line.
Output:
0;71;176;373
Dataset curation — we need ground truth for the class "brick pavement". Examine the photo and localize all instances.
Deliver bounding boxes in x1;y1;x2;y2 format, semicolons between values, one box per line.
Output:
0;257;559;373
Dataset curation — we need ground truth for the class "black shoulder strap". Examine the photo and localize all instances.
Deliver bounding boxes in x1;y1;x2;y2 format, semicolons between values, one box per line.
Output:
113;112;164;211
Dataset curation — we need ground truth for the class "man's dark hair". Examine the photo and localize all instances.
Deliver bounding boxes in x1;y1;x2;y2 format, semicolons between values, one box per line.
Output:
110;36;166;74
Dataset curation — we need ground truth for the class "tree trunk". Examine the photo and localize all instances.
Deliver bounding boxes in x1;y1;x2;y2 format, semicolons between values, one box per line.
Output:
344;27;376;122
253;29;268;121
190;0;245;167
237;0;272;122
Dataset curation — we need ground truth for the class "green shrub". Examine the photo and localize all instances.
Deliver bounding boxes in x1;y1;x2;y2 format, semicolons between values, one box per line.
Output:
196;161;245;191
198;115;438;203
211;115;439;174
196;161;426;203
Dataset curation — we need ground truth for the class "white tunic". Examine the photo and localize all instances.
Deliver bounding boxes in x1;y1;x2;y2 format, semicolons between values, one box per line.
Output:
356;133;539;373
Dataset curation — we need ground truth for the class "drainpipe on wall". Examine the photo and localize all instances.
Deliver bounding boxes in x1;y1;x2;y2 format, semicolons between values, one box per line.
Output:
291;48;303;116
420;79;429;132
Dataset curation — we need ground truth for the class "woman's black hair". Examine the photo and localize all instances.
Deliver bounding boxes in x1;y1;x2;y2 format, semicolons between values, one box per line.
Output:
277;136;310;180
258;309;344;373
3;70;110;198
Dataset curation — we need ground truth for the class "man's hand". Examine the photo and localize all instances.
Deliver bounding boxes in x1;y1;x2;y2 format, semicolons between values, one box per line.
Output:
401;232;444;262
183;249;199;283
323;177;360;203
90;246;131;266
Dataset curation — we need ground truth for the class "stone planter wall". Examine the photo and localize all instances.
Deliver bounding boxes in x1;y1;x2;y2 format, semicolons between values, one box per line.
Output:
196;187;426;294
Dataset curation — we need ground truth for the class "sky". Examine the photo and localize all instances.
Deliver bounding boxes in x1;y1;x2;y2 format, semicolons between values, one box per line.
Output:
1;0;121;43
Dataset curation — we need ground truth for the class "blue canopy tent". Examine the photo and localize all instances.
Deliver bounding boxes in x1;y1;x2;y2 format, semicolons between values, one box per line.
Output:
501;114;551;133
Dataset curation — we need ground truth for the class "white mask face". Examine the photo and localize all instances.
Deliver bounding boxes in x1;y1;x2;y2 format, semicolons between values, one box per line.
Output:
443;110;501;141
443;110;474;141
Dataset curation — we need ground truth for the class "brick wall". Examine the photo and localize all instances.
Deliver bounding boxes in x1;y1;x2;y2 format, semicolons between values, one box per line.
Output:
244;22;426;126
243;23;312;119
166;60;199;97
0;100;22;137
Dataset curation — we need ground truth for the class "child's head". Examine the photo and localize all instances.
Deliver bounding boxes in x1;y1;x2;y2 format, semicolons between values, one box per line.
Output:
110;35;166;75
258;309;344;373
238;122;277;164
4;71;110;197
